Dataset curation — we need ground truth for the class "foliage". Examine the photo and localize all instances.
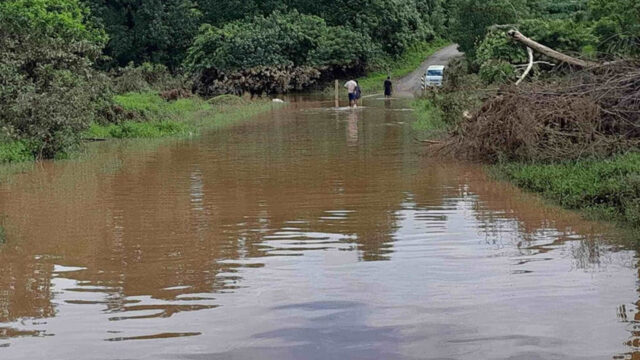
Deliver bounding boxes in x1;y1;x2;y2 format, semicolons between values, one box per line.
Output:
473;18;598;83
0;0;108;159
186;10;381;95
193;66;322;97
113;92;209;119
185;11;375;73
496;152;640;227
447;0;528;60
411;98;448;137
0;224;5;245
588;0;640;57
454;0;638;82
86;91;279;139
197;0;443;56
85;0;201;70
412;57;484;132
0;141;35;164
87;121;189;139
86;0;446;70
110;63;192;93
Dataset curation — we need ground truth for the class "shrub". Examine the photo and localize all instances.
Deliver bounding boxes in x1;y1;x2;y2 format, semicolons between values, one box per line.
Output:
185;10;378;95
111;63;192;93
0;0;108;159
185;10;376;73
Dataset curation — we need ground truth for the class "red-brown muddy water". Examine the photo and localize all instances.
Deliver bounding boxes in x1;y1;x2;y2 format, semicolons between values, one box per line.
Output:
0;96;639;359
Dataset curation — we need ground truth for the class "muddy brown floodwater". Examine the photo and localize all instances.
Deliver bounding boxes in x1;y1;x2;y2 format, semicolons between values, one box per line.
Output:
0;96;639;360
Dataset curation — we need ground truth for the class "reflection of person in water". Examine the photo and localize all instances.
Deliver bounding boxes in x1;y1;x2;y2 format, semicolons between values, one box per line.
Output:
384;97;391;110
347;111;359;146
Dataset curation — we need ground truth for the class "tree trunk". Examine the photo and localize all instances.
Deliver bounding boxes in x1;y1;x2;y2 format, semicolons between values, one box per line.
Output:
507;30;598;68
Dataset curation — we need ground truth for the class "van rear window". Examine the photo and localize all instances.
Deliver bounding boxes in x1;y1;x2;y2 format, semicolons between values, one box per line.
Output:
427;70;443;76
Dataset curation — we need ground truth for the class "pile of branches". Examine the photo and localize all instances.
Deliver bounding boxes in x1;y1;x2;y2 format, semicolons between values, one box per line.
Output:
443;61;640;162
192;65;321;98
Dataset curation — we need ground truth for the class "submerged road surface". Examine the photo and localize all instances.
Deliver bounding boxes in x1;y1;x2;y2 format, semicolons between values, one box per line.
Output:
0;96;638;359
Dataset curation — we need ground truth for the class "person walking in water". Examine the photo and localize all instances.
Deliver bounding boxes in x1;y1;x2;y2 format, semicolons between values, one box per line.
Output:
384;76;392;98
344;79;358;107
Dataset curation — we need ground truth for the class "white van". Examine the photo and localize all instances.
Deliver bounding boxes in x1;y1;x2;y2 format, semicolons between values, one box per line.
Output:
425;65;445;87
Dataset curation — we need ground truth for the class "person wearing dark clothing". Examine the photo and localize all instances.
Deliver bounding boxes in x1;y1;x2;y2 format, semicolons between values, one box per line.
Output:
384;77;392;97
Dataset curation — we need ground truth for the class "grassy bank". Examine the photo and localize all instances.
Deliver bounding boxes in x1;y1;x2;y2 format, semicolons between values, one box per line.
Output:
411;98;449;138
85;92;278;139
494;153;640;228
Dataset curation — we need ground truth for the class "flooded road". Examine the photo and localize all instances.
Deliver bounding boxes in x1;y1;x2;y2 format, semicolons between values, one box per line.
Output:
0;96;639;359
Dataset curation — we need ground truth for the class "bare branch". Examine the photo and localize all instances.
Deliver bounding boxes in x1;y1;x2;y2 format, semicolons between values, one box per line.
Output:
516;47;534;85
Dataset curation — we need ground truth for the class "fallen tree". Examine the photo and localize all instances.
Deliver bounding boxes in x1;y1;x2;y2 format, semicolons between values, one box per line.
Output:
507;30;598;68
441;61;640;162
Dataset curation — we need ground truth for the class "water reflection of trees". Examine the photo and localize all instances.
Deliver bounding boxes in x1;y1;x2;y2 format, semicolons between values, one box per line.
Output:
0;102;415;325
0;100;634;347
410;161;632;270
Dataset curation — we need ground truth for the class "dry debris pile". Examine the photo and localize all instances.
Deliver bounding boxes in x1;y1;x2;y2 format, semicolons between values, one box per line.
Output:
445;62;640;162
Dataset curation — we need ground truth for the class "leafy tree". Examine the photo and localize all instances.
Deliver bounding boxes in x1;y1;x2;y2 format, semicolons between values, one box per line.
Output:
198;0;284;26
85;0;201;69
0;0;108;158
185;10;376;72
588;0;640;56
289;0;439;55
448;0;528;59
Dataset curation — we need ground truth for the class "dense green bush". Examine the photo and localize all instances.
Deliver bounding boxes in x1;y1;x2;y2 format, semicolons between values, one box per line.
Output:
185;10;381;95
85;0;445;70
197;0;442;56
185;11;375;73
0;0;108;159
447;0;528;60
110;63;192;93
588;0;640;57
85;0;201;70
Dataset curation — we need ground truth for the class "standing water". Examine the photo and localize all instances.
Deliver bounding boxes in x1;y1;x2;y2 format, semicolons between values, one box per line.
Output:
0;97;638;359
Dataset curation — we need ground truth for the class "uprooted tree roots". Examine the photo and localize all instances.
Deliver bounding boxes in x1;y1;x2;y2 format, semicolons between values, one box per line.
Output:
442;62;640;162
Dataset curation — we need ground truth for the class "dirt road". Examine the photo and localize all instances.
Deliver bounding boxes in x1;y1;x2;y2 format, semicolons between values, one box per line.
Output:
395;44;463;97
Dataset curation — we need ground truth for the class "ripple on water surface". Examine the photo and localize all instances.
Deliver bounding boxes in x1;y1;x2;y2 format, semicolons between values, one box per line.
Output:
0;97;638;360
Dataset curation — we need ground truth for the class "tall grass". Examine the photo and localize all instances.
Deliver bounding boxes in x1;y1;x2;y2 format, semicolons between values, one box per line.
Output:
495;152;640;227
411;98;449;138
86;92;279;139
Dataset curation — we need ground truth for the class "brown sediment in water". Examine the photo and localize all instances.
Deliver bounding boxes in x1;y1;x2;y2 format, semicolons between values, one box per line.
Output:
0;96;638;360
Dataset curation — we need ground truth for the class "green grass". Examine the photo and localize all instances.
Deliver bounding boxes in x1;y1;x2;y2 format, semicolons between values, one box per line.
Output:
411;98;449;137
356;39;450;94
86;92;278;139
495;152;640;227
113;92;213;117
86;121;190;139
0;140;34;164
